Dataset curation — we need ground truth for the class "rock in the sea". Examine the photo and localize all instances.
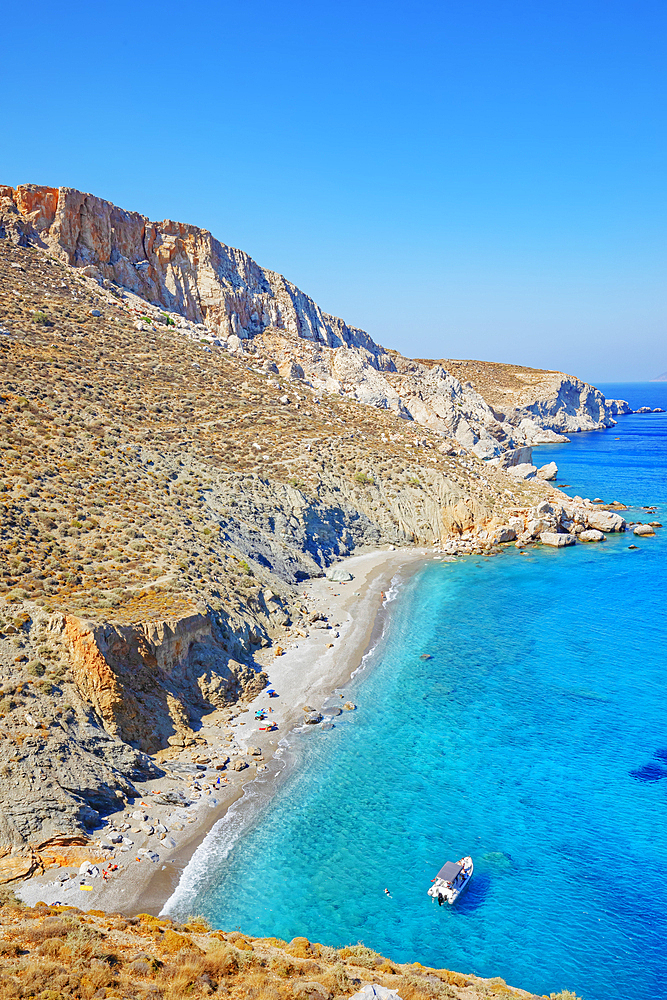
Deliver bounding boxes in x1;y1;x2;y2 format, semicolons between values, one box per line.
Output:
325;567;354;582
303;712;323;724
587;510;627;533
635;406;653;413
633;524;656;536
343;702;356;711
536;462;558;480
579;529;605;542
540;532;576;547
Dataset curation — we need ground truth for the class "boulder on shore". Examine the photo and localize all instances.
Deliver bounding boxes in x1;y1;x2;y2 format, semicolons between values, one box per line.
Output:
536;462;558;481
579;529;605;542
540;532;576;547
506;463;537;480
303;711;323;724
326;567;354;582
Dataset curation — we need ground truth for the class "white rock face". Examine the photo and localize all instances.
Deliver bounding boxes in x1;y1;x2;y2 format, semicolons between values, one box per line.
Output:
587;510;627;533
536;462;558;480
540;532;576;547
506;463;538;480
579;529;605;542
326;567;354;582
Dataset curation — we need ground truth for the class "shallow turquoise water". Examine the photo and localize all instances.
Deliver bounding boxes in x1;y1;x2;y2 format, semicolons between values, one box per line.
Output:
167;383;667;1000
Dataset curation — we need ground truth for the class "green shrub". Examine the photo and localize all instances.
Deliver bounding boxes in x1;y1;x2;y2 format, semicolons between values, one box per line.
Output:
27;661;45;677
32;311;51;326
354;471;374;485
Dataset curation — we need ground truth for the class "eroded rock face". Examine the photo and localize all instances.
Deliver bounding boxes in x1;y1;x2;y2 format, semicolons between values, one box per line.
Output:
58;611;266;753
0;184;383;360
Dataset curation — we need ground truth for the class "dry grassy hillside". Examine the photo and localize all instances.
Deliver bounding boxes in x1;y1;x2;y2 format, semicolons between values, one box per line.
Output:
0;893;579;1000
0;238;550;623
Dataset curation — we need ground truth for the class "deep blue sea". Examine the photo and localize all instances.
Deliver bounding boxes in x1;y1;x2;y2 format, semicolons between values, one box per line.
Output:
165;383;667;1000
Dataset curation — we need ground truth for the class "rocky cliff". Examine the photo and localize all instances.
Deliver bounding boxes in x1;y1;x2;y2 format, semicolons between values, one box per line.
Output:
1;184;629;459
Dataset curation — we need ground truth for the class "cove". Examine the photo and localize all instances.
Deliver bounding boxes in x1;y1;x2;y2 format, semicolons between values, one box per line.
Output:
167;384;667;1000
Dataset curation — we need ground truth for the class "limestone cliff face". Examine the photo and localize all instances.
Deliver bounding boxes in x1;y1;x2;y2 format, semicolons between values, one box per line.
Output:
0;183;629;457
0;184;383;361
57;611;267;754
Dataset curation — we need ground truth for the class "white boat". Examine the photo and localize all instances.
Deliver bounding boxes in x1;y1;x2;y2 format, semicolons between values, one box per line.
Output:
427;856;473;905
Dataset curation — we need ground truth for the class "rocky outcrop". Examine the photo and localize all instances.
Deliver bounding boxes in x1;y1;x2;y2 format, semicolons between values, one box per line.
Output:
0;184;384;361
536;462;558;480
58;610;267;753
514;373;631;436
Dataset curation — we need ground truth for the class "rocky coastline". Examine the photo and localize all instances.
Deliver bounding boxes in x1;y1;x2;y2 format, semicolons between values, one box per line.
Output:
0;183;651;1000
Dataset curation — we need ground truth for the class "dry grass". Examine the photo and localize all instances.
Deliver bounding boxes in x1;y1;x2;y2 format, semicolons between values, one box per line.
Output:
0;237;550;630
0;901;580;1000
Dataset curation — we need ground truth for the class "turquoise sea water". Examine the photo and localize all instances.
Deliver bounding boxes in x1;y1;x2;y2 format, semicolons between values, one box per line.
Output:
166;383;667;1000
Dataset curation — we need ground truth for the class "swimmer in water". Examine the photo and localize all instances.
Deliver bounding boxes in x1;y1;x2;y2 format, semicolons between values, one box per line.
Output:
384;888;391;897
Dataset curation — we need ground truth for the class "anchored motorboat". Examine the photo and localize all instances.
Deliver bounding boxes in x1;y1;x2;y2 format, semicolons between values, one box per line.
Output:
427;856;473;905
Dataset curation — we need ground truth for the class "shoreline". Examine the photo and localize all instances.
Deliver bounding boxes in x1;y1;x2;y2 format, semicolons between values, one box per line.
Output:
16;545;430;915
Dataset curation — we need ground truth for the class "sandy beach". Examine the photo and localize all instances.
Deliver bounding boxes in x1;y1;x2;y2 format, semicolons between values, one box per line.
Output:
17;545;430;915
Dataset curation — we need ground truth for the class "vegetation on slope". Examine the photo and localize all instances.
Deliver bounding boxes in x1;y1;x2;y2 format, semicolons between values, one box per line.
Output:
0;893;580;1000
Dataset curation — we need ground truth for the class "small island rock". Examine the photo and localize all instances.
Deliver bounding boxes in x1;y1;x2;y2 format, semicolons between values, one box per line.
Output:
633;524;656;536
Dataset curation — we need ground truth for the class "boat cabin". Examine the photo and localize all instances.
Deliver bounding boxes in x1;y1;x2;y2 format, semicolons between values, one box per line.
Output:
436;861;463;883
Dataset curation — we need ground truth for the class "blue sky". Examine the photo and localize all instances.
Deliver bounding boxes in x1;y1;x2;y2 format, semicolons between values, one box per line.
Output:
2;0;665;381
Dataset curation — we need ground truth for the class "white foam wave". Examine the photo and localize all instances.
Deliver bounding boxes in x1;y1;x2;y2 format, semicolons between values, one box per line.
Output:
161;752;295;918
